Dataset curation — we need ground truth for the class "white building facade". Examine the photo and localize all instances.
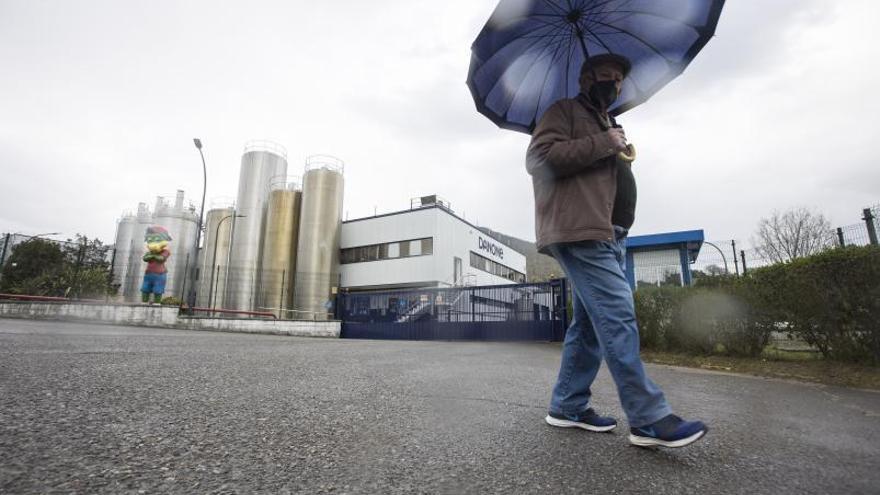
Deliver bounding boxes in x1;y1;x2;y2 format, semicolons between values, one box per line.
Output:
339;202;527;293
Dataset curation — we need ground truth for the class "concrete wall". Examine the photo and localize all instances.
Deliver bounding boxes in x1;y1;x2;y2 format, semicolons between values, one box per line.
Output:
0;301;340;338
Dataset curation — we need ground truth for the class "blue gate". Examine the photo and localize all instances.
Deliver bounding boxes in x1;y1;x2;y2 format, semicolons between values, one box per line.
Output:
337;279;569;341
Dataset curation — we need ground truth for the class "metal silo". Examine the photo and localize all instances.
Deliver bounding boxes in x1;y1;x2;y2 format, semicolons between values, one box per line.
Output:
294;156;344;320
225;141;288;311
152;190;199;301
111;212;137;299
256;178;302;317
197;205;235;309
123;202;152;302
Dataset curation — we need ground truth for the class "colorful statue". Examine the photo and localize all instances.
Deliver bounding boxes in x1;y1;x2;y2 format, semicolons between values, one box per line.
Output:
141;225;172;304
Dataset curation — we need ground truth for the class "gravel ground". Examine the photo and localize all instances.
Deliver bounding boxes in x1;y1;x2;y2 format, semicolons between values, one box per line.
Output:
1;318;878;494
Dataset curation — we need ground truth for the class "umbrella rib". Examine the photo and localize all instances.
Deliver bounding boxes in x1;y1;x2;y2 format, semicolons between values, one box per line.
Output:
479;16;570;63
578;20;615;56
484;22;573;107
541;0;569;16
517;24;580;124
587;19;674;61
490;13;571;32
502;26;574;121
514;16;577;39
581;0;623;18
593;9;704;30
564;22;578;97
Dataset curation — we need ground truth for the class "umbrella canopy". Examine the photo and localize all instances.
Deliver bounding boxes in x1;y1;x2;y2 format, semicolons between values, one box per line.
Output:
467;0;726;134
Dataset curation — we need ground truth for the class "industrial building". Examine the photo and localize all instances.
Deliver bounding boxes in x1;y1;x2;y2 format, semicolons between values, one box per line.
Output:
339;195;527;292
111;140;527;320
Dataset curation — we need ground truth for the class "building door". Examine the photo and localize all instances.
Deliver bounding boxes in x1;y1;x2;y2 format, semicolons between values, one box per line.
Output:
454;257;462;285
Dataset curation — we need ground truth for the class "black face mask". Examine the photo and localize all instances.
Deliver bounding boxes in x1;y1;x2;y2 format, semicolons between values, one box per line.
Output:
588;80;619;110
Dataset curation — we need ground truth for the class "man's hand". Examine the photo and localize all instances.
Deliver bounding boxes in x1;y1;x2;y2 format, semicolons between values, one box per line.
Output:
607;128;628;152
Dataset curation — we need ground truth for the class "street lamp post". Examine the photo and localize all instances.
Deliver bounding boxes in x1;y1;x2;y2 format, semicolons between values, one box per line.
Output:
702;241;730;275
190;138;208;309
207;212;245;310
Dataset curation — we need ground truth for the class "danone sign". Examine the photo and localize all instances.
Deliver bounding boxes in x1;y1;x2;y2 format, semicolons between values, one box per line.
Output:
477;236;504;261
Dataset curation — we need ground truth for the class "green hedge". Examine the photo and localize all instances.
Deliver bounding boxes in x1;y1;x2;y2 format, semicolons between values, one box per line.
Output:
747;246;880;364
634;245;880;364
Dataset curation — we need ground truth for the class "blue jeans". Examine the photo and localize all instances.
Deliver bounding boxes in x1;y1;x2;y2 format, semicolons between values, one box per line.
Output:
547;228;671;427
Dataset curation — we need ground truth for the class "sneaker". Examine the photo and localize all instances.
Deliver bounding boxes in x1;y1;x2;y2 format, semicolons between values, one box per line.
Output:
545;408;617;432
629;414;708;448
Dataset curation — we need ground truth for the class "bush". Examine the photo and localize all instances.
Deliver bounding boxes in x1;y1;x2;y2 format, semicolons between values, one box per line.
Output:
634;285;771;357
160;296;182;306
633;245;880;364
633;286;685;350
748;246;880;364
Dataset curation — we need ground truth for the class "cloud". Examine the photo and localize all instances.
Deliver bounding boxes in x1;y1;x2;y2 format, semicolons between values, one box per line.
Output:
0;0;876;250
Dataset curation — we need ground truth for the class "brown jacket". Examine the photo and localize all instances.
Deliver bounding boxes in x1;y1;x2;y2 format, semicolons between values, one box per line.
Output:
526;97;622;253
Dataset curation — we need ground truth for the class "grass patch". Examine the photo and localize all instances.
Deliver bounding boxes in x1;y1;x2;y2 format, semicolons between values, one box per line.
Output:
641;349;880;390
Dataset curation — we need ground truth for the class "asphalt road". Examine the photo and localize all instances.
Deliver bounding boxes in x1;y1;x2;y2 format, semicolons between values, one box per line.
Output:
1;319;878;494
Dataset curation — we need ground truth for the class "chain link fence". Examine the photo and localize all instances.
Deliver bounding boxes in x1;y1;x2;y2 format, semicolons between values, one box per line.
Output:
629;204;878;287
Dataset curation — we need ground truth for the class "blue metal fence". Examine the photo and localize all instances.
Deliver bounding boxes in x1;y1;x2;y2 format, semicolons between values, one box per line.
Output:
337;279;569;341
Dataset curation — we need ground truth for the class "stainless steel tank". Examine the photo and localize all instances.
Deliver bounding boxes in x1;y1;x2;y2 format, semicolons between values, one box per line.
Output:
123;203;153;301
111;212;137;299
294;156;344;320
152;190;199;301
225;141;288;311
256;178;302;317
197;206;235;309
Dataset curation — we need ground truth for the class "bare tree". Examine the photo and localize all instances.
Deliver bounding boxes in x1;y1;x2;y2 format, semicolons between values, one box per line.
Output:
752;207;833;263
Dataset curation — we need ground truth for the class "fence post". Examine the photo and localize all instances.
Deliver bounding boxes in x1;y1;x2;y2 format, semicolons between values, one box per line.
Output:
740;250;748;275
731;240;740;276
107;247;117;301
836;227;845;247
0;233;9;270
864;208;878;246
470;287;475;323
70;242;86;299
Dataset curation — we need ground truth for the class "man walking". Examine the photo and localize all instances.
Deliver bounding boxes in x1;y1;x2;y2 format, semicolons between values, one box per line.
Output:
526;54;708;448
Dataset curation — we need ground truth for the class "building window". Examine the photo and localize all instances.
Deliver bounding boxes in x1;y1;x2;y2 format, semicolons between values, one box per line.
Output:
468;251;525;282
340;237;434;264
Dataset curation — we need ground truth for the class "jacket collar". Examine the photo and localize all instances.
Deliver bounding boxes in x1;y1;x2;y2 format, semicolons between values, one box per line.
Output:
576;93;613;130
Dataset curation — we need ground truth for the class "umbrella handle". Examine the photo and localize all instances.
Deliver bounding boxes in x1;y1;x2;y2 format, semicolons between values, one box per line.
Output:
610;123;636;163
618;144;637;163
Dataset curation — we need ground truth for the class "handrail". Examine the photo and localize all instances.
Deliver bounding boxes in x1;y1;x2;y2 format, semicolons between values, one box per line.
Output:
0;293;106;303
243;140;288;158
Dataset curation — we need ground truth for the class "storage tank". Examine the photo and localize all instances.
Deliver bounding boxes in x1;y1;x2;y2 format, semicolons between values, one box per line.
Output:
294;156;344;320
225;141;288;311
152;190;199;301
111;212;137;298
196;205;235;309
256;178;302;317
123;203;153;301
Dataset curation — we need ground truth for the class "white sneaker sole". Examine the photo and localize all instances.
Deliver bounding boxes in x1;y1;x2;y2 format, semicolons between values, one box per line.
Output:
628;429;706;448
545;414;617;432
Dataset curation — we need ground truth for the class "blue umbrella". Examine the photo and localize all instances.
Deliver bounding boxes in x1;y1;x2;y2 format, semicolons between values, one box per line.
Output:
467;0;726;134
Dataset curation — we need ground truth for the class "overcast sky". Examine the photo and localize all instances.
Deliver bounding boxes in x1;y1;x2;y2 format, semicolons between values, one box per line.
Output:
1;0;877;248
